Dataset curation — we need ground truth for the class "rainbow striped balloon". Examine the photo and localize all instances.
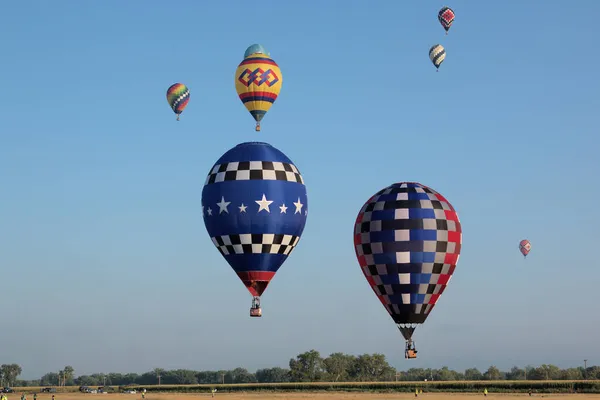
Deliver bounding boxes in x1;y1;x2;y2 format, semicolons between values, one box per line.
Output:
166;83;190;121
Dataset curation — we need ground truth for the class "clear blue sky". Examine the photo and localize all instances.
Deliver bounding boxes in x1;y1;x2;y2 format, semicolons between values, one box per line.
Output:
1;0;598;379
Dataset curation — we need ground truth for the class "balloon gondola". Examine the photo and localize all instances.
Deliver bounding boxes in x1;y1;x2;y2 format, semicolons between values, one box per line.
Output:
235;44;282;132
201;142;308;317
354;182;462;358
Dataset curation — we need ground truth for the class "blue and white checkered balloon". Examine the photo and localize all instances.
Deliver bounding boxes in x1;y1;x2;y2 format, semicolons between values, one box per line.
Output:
201;142;308;309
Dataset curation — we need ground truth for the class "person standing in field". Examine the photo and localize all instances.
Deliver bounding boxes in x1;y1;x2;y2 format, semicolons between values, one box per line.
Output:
484;388;488;396
33;394;36;400
415;388;419;397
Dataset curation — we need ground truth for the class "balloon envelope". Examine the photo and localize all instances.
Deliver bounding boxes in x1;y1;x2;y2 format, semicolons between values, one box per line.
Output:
354;182;462;340
166;83;190;117
438;7;455;32
519;239;531;257
201;142;308;299
429;44;446;70
235;53;282;130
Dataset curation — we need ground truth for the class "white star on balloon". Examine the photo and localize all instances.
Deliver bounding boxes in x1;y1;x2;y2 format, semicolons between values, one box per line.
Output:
207;207;213;216
279;203;288;214
293;198;304;214
256;194;273;213
216;196;231;214
239;203;247;213
201;205;204;215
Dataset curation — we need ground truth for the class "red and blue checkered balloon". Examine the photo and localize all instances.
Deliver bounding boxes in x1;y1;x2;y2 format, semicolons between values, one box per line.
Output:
354;182;462;341
519;239;531;258
438;6;455;34
201;142;308;302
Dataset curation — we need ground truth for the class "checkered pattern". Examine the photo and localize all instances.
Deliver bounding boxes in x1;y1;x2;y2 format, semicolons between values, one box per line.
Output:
438;7;455;31
204;161;304;185
354;182;462;325
519;239;531;256
211;233;301;256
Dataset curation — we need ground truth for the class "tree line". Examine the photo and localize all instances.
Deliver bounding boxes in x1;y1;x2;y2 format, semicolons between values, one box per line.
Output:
2;350;599;387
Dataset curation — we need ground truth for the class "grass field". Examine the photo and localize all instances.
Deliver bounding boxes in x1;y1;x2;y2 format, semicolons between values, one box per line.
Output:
5;392;600;400
8;381;600;398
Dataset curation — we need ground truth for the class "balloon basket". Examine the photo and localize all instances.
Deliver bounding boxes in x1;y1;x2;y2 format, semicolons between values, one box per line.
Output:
405;340;418;359
255;124;261;132
250;307;262;317
250;296;262;317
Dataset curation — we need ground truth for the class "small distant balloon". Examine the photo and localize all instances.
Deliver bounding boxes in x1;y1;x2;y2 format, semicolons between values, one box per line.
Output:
438;7;455;34
519;239;531;258
429;44;446;71
166;83;190;121
244;44;270;58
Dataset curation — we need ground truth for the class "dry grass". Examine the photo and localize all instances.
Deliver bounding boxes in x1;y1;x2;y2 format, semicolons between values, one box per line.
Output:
6;393;600;400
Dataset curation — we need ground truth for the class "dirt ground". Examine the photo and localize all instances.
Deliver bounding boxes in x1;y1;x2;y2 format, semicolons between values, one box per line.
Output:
11;393;600;400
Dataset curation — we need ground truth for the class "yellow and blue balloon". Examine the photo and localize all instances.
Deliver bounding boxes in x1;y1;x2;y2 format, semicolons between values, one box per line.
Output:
234;44;282;132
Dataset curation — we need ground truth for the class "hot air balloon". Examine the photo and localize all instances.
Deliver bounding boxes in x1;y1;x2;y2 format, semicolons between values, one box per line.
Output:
429;45;446;71
519;239;531;258
438;6;455;34
166;83;190;121
354;182;462;359
234;46;282;132
201;142;307;317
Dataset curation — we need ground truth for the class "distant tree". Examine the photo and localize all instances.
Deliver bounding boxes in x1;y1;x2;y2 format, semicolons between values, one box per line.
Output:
152;368;165;385
436;366;461;381
11;350;600;386
483;366;503;380
585;366;600;380
62;366;75;386
529;364;561;380
255;367;290;383
169;369;198;384
323;353;356;382
96;373;110;385
75;375;100;386
559;368;584;380
225;368;256;384
506;366;526;380
403;368;428;381
107;373;125;385
195;371;221;384
40;372;59;386
289;350;324;382
0;364;22;386
135;372;157;385
348;353;395;382
464;368;482;380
